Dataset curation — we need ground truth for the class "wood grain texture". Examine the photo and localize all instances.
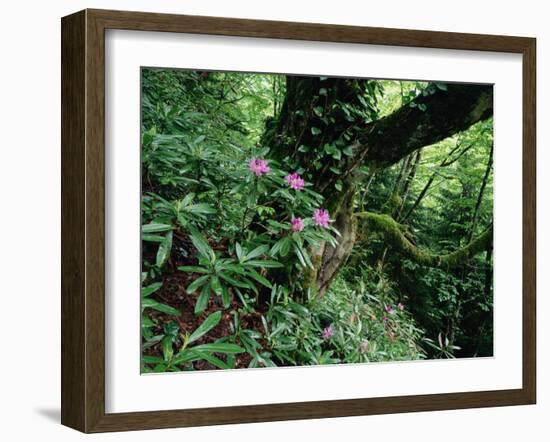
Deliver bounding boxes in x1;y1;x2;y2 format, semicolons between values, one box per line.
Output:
60;8;537;433
61;10;86;431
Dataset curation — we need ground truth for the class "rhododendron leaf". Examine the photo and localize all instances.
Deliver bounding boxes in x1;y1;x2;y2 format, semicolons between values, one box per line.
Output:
235;242;243;260
191;343;244;354
311;126;321;135
194;284;211;314
141;282;162;298
188;311;221;343
142;234;165;242
210;276;222;295
156;231;172;268
142;222;172;233
186;274;210;294
187;203;216;214
221;285;231;308
245;259;283;268
343;146;354;156
219;272;253;290
177;266;208;274
189;350;230;369
188;226;214;261
142;298;180;316
245;244;269;260
246;269;272;288
280;238;292;257
162;336;173;362
294;245;307;268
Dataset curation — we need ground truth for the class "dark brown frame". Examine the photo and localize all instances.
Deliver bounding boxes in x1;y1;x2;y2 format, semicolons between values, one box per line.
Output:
61;8;536;433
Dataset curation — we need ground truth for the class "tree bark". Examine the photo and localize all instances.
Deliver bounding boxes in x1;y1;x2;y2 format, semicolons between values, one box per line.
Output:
357;84;493;170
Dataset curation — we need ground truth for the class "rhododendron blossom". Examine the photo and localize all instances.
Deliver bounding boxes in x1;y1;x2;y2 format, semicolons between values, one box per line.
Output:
248;158;270;176
322;325;334;340
313;208;330;227
398;302;405;311
285;172;305;190
385;305;396;315
290;217;304;232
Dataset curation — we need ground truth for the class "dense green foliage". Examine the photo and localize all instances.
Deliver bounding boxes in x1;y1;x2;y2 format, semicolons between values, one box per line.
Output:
140;69;493;372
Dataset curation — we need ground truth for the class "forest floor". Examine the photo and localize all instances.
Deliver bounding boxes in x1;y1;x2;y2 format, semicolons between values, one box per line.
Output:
142;234;267;370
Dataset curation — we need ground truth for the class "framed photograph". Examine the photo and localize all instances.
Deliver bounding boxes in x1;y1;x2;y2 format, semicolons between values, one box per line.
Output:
61;9;536;433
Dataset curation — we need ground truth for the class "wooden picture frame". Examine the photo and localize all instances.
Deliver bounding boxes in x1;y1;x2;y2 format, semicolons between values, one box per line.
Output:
61;8;536;433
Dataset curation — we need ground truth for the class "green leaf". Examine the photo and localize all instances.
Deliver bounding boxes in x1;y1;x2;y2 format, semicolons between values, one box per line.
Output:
235;242;243;260
142;355;163;364
188;226;214;261
142;222;173;233
141;315;156;328
142;298;180;316
221;284;231;308
280;239;291;257
142;234;165;242
177;265;209;274
189;350;230;369
194;284;211;314
319;87;328;96
219;272;253;289
156;231;173;268
311;127;322;136
172;349;201;366
246;269;272;288
342;146;354;156
294;245;307;267
191;343;244;354
141;282;162;298
244;244;269;260
313;106;323;117
188;311;222;344
187;274;210;294
245;259;283;268
187;203;217;215
162;335;174;362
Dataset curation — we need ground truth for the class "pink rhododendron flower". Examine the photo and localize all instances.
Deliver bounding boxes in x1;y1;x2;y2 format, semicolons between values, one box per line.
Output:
385;305;396;315
398;302;404;311
290;217;304;232
285;172;305;190
313;208;330;228
248;158;270;176
322;325;334;340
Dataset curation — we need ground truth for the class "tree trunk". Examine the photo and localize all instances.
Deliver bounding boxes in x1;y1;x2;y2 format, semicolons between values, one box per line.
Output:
262;76;493;295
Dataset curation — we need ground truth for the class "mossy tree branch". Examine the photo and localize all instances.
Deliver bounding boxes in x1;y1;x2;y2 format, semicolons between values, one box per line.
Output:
356;83;493;170
355;212;493;269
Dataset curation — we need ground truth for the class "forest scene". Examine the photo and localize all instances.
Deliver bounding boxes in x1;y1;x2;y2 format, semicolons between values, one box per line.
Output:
140;68;494;373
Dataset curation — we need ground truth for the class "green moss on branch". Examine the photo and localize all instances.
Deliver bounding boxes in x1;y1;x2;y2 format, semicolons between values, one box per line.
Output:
355;212;492;269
